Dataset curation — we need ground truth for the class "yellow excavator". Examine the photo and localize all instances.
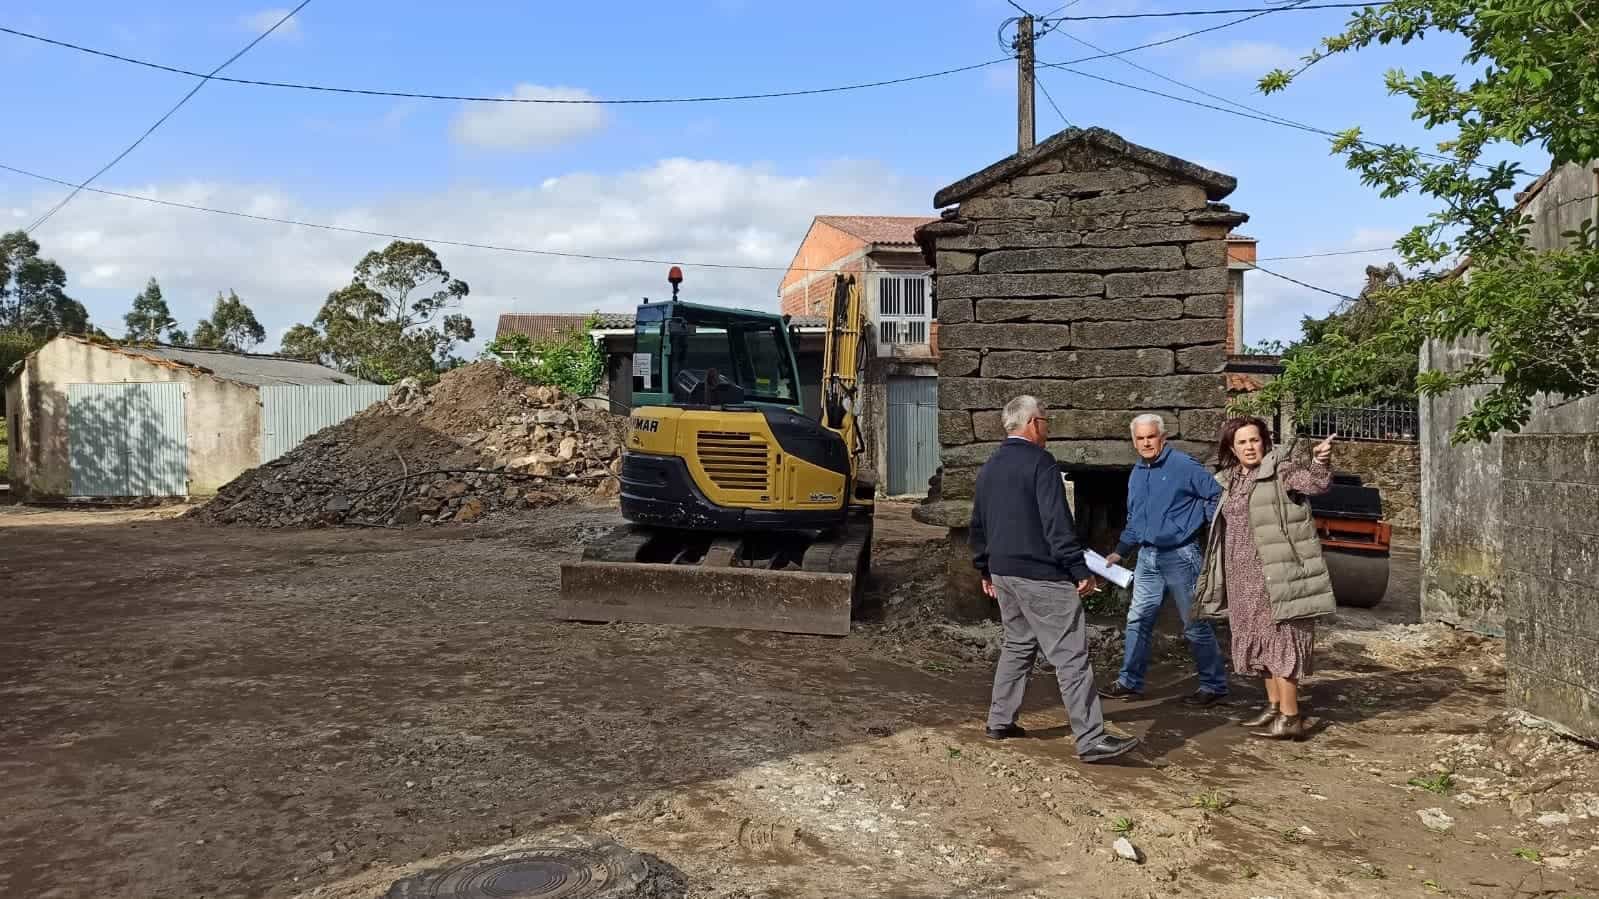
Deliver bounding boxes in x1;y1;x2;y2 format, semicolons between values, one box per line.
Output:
556;269;873;636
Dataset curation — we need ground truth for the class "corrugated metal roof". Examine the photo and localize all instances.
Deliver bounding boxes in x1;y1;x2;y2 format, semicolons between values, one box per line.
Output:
816;215;940;246
91;339;372;386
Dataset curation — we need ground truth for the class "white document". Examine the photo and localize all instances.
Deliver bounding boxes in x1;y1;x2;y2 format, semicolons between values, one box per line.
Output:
1083;550;1134;589
632;352;651;389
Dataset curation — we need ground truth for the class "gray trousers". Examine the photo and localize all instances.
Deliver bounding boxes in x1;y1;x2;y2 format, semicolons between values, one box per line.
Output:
989;574;1107;753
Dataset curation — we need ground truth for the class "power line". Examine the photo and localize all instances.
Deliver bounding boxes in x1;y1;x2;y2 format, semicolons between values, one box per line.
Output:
1244;261;1359;301
1046;3;1371;21
0;26;1010;106
24;3;310;235
1047;10;1314;131
1036;75;1072;127
0;159;1380;294
1034;59;1487;171
1044;1;1304;64
1258;247;1395;261
0;161;841;274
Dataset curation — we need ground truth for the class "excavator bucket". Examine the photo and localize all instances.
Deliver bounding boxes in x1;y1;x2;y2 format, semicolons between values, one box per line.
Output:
555;520;871;636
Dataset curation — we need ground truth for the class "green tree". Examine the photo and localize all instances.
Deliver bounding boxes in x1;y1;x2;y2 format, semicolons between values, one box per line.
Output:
486;315;604;397
192;290;265;352
123;277;188;344
0;230;89;337
280;241;475;383
1253;0;1599;442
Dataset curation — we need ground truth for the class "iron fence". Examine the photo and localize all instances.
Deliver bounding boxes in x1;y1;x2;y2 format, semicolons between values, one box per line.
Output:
1297;404;1419;443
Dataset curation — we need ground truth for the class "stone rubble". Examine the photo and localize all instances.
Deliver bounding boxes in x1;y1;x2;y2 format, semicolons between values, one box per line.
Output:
192;362;626;528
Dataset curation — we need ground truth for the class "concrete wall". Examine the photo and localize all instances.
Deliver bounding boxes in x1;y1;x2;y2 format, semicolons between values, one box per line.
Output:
10;338;263;498
1421;160;1599;633
1502;433;1599;741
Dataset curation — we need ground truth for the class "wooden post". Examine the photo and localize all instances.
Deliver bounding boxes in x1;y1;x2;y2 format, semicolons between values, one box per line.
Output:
1016;15;1036;152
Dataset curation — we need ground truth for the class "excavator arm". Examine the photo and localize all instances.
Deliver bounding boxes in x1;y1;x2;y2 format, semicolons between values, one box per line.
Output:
819;273;874;505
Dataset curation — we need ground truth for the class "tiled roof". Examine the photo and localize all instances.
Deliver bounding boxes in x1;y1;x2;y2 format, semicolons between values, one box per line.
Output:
495;313;595;341
816;215;939;246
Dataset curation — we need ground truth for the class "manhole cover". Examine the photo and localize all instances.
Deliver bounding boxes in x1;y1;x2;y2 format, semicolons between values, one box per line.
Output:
386;834;682;899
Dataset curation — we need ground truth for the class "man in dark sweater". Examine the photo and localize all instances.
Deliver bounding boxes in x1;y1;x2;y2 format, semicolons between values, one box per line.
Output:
971;395;1141;764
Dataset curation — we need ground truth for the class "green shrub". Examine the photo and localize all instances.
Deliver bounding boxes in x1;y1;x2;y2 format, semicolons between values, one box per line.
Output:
485;314;605;399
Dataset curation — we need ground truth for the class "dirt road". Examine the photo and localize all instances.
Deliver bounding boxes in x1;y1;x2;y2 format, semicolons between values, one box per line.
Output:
2;502;1595;898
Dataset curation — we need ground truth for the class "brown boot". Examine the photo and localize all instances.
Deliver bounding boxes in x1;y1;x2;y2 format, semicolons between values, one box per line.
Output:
1240;703;1279;728
1252;713;1309;740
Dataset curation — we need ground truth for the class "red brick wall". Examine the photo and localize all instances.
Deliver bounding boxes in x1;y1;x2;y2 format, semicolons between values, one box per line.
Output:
779;221;868;316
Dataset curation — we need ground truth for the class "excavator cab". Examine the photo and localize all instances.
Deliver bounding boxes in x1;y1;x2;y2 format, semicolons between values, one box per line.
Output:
556;271;872;636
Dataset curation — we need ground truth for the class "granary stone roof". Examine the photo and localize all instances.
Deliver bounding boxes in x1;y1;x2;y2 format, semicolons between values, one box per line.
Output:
933;126;1237;210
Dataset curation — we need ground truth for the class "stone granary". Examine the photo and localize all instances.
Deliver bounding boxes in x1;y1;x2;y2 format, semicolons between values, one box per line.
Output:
912;127;1247;615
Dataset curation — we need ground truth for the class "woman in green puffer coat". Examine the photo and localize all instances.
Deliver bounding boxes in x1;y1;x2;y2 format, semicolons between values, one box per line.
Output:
1195;416;1337;741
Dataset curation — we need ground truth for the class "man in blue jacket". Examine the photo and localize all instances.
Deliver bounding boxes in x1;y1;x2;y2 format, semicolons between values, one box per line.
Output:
971;395;1140;764
1098;413;1228;705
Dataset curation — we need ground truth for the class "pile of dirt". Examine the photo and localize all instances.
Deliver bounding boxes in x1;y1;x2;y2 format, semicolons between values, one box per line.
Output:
193;363;626;528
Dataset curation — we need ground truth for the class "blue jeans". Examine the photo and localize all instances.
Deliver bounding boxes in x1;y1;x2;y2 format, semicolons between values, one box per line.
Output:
1116;542;1229;695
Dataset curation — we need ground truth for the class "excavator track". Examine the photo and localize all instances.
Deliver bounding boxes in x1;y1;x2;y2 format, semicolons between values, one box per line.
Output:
556;516;871;636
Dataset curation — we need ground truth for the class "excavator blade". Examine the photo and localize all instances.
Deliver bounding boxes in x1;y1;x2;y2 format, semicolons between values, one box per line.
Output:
555;521;870;637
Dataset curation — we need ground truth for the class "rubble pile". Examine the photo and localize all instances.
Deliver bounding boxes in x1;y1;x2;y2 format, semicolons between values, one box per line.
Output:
194;363;626;528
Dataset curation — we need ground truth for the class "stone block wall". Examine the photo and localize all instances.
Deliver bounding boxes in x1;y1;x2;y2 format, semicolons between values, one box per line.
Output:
930;141;1237;504
1327;440;1421;546
1501;433;1599;741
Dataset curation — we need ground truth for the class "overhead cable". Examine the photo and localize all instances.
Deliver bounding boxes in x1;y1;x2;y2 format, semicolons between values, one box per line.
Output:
0;159;1376;298
24;2;311;234
0;26;1009;106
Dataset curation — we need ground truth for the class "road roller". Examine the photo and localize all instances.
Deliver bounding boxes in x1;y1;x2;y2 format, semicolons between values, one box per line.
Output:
1310;472;1392;608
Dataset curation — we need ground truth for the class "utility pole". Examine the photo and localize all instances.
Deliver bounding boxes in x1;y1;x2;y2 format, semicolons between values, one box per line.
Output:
1016;15;1036;152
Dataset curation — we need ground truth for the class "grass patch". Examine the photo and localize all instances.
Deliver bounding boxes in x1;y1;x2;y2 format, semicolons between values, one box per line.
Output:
1109;816;1134;836
1282;828;1306;844
1408;771;1456;795
1192;789;1234;813
1512;848;1542;864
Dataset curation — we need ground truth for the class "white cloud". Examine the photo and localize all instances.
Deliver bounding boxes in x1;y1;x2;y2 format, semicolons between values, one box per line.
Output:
1186;41;1300;76
241;8;302;39
450;85;608;151
14;158;931;352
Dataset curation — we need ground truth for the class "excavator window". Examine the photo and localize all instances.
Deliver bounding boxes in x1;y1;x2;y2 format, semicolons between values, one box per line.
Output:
632;302;802;411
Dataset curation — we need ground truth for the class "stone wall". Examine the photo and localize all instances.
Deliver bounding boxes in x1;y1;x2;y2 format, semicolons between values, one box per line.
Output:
1501;434;1599;741
1328;440;1420;546
929;139;1238;508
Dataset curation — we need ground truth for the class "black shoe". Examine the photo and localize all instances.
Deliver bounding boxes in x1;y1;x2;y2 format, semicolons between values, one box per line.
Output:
1078;733;1141;763
1097;681;1143;700
1181;689;1227;707
985;723;1026;740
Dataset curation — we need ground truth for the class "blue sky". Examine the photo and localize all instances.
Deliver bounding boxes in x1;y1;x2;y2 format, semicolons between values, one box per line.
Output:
0;1;1544;353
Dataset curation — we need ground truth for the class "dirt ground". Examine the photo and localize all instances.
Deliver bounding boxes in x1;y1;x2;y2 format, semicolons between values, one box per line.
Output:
3;500;1597;899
